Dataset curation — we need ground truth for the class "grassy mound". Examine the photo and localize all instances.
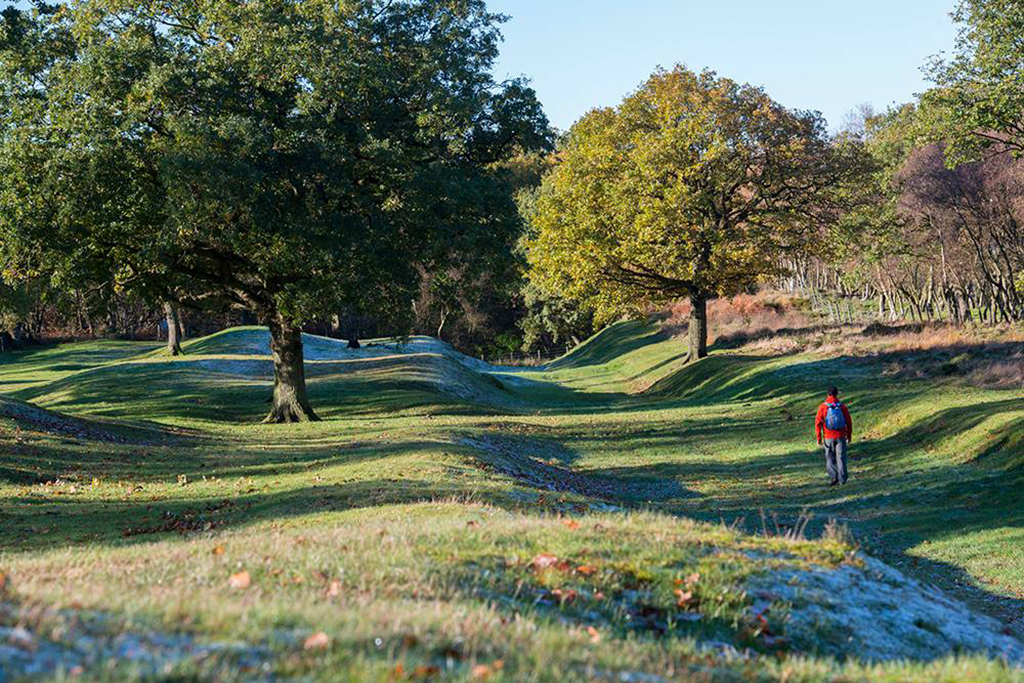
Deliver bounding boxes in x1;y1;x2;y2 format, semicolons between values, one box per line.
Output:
0;396;122;444
180;326;471;363
549;320;670;370
1;319;1023;680
6;327;517;426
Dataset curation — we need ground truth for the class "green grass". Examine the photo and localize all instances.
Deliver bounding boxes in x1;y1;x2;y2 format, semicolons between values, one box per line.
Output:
0;323;1022;681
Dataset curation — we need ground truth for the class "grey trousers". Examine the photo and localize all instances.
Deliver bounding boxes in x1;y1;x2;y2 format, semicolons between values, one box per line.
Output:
824;438;849;484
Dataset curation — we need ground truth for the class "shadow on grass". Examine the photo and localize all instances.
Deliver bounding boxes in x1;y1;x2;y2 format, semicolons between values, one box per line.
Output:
4;326;1024;638
0;341;158;375
11;358;517;426
666;396;1024;635
0;477;477;552
455;429;697;504
0;432;440;486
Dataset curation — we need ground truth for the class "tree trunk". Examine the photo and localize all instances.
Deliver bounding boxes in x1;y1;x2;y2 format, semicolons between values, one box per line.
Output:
265;316;319;423
437;308;449;340
687;292;708;361
164;302;184;356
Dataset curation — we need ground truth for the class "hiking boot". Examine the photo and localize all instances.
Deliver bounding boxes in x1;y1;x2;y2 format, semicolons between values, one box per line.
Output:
828;480;839;487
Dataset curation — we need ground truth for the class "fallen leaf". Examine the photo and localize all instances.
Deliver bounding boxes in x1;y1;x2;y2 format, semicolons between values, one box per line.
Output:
674;589;694;608
530;553;559;570
685;572;700;586
303;631;330;650
576;564;597;576
471;664;492;679
551;588;578;604
587;626;601;643
211;545;225;556
327;580;342;597
467;520;479;528
562;519;580;530
228;571;251;589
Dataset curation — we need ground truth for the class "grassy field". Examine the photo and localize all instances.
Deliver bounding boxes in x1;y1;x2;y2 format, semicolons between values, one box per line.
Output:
0;322;1022;681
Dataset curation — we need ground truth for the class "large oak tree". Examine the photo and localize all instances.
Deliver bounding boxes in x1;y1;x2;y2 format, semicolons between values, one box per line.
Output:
0;0;549;422
525;66;860;360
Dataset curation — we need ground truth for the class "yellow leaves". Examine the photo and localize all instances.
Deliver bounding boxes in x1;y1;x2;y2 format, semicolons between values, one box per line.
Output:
527;63;833;314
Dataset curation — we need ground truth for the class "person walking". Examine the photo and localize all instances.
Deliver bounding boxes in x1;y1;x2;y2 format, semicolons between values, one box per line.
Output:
815;386;852;486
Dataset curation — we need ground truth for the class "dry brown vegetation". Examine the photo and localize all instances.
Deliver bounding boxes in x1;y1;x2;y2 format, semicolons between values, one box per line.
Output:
664;293;812;345
664;291;1024;389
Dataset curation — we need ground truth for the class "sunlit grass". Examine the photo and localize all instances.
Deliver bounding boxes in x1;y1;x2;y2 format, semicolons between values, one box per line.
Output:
0;322;1022;680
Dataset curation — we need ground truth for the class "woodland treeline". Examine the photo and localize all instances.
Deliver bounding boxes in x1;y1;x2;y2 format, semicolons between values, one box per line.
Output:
1;0;1021;421
523;0;1024;352
782;104;1024;327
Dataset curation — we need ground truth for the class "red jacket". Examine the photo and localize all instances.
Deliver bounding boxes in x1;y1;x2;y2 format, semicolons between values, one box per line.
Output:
815;396;852;442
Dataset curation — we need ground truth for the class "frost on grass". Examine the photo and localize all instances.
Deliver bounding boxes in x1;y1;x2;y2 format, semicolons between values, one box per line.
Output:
0;603;270;680
461;434;689;502
188;327;479;365
747;553;1024;664
185;326;527;407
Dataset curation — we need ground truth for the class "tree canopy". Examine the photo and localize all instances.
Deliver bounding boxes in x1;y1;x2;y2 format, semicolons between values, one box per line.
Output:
524;66;862;360
926;0;1024;161
0;0;550;421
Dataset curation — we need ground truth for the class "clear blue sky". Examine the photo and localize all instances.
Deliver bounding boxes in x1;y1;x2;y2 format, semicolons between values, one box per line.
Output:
488;0;958;132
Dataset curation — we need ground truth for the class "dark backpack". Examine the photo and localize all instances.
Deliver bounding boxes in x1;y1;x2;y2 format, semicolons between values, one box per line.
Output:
824;402;846;431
